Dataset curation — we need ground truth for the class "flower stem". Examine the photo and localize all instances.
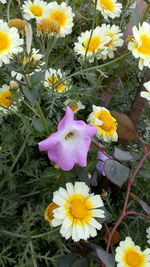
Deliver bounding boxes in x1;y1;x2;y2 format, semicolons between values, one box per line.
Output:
101;151;150;267
7;0;11;21
84;0;98;62
56;51;131;86
35;101;50;136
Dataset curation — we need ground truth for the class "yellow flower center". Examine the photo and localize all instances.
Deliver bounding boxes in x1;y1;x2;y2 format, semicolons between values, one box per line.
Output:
29;5;43;17
0;32;10;53
45;202;59;222
100;0;115;11
71;104;78;112
105;32;114;46
95;110;117;132
83;36;101;52
124;249;144;267
47;75;65;92
65;194;93;225
49;10;67;28
8;18;26;34
37;18;60;34
136;34;150;56
0;90;12;107
65;132;74;140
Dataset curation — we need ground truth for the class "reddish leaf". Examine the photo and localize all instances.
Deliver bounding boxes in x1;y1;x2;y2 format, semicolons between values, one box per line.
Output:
111;111;139;141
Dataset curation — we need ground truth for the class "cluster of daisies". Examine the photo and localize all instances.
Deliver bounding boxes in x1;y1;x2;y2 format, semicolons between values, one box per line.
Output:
44;181;150;266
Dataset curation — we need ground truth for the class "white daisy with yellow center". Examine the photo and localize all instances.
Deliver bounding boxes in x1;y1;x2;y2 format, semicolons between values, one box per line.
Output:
99;24;124;60
64;99;85;113
38;1;75;37
128;22;150;70
0;84;12;109
140;81;150;101
146;227;150;245
22;0;47;21
115;237;150;267
51;182;105;242
87;105;118;142
94;0;122;20
0;20;23;67
44;68;70;93
74;27;111;63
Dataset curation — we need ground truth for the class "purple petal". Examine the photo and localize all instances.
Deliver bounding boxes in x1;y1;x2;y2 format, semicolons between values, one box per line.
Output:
74;120;97;137
38;132;60;151
97;151;110;162
96;161;105;176
58;107;74;131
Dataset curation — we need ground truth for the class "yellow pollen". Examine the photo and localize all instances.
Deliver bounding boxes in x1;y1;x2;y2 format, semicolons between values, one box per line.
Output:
83;36;101;52
0;90;12;107
29;5;43;17
96;110;116;132
105;32;114;46
71;105;78;112
65;132;74;140
45;202;59;222
136;34;150;56
70;199;88;220
100;0;115;11
124;249;144;267
37;18;60;34
0;32;10;53
8;18;26;34
47;76;65;92
49;10;67;27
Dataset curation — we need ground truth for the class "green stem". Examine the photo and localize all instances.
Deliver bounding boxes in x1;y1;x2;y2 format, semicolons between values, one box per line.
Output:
35;101;50;135
24;73;32;89
9;139;27;173
7;0;11;21
23;100;40;117
140;3;150;24
84;0;98;62
56;51;131;87
29;241;38;267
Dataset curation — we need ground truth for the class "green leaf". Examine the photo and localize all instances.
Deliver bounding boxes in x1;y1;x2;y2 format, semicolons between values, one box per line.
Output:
114;147;133;161
131;193;150;214
72;258;88;267
104;160;130;187
22;85;40;105
96;248;115;267
59;254;77;267
32;118;45;133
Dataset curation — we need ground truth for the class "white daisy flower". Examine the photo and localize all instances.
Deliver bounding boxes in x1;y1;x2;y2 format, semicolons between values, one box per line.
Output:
22;0;47;21
141;81;150;101
94;0;122;20
51;182;105;242
115;236;150;267
44;68;70;93
87;105;118;142
128;22;150;70
0;84;23;114
38;1;75;37
0;20;23;67
146;227;150;245
99;24;124;60
74;26;111;63
0;0;7;3
64;99;85;113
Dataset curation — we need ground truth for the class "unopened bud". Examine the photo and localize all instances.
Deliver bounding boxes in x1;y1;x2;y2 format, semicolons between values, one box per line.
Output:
9;80;19;90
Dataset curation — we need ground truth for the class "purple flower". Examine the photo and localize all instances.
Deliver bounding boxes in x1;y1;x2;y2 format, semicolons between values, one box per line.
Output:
38;107;97;171
96;151;112;176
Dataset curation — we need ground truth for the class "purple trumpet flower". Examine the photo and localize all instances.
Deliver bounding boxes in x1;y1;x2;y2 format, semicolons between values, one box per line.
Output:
38;107;97;171
96;151;112;176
